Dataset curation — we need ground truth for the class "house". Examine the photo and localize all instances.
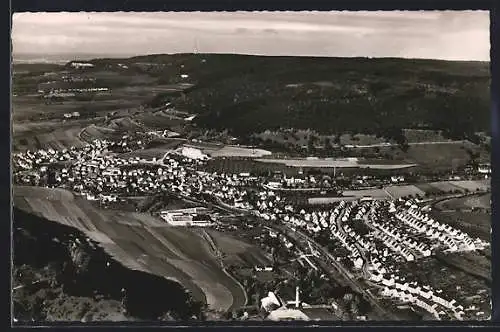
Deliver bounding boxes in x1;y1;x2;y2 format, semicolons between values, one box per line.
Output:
160;208;212;227
478;164;491;174
260;292;282;312
267;308;310;321
71;62;94;69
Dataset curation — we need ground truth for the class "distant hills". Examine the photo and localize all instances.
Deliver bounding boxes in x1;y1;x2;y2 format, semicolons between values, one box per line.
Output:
104;54;490;140
15;53;492;142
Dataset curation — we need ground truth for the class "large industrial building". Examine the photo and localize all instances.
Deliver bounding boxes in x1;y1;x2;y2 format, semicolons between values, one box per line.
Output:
159;207;212;227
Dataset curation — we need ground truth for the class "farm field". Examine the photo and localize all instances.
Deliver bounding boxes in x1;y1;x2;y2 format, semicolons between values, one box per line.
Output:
13;186;252;312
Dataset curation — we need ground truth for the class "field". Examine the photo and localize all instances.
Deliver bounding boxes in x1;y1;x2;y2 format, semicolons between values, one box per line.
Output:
79;124;118;142
308;181;489;205
256;158;415;169
204;158;289;175
13;186;258;312
134;113;185;130
402;129;452;144
433;193;491;241
414;183;445;196
309;188;392;204
426;179;490;194
13;126;87;152
383;185;426;199
436;194;491;211
308;196;358;204
254;130;389;148
428;181;463;193
436;251;491;283
119;148;170;160
401;142;488;170
432;210;491;241
206;146;272;158
450;180;491;192
204;229;271;268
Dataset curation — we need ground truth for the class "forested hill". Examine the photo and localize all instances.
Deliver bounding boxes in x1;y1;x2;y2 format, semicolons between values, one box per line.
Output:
88;54;491;139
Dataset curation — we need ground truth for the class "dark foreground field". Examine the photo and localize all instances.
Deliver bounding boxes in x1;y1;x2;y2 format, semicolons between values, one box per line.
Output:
13;186;266;313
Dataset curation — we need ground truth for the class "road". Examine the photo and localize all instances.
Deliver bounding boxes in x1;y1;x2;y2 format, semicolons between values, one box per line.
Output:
163;190;397;319
278;226;397;320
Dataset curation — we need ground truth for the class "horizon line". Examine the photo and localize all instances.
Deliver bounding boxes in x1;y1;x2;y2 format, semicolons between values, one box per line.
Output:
12;52;491;63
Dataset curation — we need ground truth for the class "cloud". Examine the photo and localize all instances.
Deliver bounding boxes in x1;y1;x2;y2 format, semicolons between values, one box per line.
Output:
12;11;490;61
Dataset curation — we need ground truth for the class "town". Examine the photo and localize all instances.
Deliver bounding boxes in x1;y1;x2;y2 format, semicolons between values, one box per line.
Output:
12;133;491;321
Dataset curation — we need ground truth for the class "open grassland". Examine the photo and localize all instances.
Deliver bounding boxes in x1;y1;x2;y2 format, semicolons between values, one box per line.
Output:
13;186;251;311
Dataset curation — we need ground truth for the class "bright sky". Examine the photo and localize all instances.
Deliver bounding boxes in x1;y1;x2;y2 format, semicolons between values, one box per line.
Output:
12;11;490;61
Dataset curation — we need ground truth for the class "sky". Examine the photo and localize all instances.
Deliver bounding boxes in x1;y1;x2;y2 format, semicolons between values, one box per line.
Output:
11;11;490;61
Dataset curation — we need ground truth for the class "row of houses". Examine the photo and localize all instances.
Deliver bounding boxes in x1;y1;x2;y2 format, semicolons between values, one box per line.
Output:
397;207;487;252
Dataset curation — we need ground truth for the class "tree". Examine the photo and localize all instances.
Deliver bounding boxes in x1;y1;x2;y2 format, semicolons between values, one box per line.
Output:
307;135;316;154
324;137;332;152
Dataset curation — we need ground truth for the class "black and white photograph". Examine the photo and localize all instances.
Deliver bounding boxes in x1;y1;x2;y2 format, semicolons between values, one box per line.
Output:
11;10;492;323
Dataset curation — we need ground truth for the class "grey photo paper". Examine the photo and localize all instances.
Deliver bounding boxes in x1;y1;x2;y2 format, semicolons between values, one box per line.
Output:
11;11;491;323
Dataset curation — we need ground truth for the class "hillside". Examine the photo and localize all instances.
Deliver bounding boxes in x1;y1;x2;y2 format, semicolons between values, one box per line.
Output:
13;186;258;314
81;54;491;140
